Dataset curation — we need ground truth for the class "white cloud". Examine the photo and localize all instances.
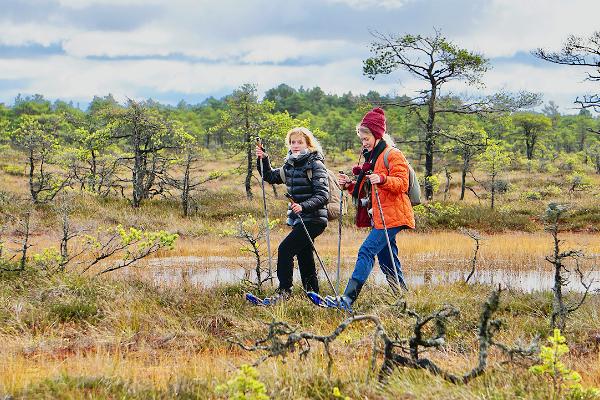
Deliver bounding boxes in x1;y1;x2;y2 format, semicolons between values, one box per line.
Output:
325;0;413;9
61;29;357;64
0;55;395;104
56;0;164;9
0;21;77;47
0;0;598;114
454;0;600;58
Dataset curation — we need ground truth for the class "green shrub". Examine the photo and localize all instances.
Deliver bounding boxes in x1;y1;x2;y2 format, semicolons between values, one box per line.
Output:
49;299;99;322
542;184;563;197
530;329;600;400
1;163;25;176
216;364;269;400
413;202;461;230
522;190;542;201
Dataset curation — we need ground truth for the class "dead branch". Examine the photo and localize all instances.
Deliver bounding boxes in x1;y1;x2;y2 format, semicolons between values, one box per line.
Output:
230;289;537;384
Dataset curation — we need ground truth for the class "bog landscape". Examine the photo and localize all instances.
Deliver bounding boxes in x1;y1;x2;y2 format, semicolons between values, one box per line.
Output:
1;13;600;400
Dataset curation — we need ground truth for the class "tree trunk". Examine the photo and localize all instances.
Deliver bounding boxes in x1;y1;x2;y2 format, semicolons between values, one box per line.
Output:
424;83;437;201
443;167;451;201
132;129;144;208
550;229;566;331
490;174;496;210
90;149;98;192
181;154;191;217
460;151;470;201
28;148;37;203
244;105;253;200
525;131;536;160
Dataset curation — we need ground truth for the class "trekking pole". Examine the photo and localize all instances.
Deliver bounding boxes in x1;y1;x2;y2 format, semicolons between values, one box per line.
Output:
256;137;274;287
336;170;345;295
372;182;409;292
285;193;339;297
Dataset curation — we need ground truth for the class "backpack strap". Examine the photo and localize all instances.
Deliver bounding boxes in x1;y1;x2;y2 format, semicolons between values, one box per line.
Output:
383;147;413;192
383;147;394;172
306;159;325;181
279;164;314;182
279;167;285;183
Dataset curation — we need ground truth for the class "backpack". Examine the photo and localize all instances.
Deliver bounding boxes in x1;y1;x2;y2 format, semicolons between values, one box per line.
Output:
279;165;348;221
383;148;421;206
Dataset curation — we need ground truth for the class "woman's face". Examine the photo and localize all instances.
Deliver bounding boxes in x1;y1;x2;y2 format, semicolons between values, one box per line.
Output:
289;134;308;154
359;130;377;152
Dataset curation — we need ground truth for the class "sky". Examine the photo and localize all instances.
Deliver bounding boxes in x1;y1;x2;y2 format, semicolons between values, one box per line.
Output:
0;0;599;114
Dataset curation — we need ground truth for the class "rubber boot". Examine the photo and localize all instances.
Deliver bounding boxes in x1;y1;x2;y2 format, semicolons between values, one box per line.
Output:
343;278;364;305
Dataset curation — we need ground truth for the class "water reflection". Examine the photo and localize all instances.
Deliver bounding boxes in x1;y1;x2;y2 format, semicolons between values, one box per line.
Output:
139;256;599;293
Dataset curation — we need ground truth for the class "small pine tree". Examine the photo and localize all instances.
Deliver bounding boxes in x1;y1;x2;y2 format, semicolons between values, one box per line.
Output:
530;329;600;400
216;364;270;400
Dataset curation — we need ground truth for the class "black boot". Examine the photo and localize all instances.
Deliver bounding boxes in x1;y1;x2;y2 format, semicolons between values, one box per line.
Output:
343;278;364;304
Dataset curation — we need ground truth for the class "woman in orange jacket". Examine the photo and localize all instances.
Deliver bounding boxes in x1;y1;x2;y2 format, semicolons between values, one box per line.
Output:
335;107;415;310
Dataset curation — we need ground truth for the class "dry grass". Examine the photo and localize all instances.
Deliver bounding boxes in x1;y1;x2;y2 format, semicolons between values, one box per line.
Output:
1;152;600;398
0;271;598;399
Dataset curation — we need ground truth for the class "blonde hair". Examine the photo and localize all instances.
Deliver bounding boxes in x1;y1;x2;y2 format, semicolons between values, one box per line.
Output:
286;127;324;155
356;124;396;147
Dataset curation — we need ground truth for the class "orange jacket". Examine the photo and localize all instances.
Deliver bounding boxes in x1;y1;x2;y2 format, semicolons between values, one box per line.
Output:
347;145;415;230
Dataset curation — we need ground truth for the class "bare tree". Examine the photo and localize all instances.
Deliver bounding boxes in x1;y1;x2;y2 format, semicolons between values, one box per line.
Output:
544;204;595;331
11;115;71;203
17;210;32;271
165;146;222;217
460;228;483;283
103;100;191;207
230;288;538;383
534;31;600;123
54;195;88;272
224;214;277;293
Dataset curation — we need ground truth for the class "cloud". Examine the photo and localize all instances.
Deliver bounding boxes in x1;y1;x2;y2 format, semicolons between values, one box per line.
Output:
1;21;77;47
454;0;600;58
0;0;598;114
0;55;397;104
56;0;164;9
325;0;414;9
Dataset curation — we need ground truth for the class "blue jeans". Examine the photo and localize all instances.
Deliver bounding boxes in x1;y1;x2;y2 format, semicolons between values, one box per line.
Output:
351;227;405;286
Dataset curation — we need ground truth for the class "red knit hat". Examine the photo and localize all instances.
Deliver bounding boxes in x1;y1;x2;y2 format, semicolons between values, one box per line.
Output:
360;107;386;139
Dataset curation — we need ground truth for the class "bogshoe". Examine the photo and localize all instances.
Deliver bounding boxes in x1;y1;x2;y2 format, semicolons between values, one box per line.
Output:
306;291;327;307
262;288;292;306
324;295;353;313
245;292;263;305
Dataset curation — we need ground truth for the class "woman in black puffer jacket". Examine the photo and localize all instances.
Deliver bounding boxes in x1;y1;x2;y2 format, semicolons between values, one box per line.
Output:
256;127;329;302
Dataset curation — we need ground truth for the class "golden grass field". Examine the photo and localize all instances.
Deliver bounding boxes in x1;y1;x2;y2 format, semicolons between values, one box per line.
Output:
1;151;600;399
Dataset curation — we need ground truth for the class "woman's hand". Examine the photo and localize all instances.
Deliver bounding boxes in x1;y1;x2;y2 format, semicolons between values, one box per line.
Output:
366;174;381;185
255;145;266;159
290;202;302;214
338;173;351;187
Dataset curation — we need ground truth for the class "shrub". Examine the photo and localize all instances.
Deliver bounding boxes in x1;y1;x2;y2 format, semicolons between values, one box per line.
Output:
49;299;99;322
530;329;600;400
216;364;269;400
413;202;461;230
542;184;563;198
1;164;25;176
521;190;542;201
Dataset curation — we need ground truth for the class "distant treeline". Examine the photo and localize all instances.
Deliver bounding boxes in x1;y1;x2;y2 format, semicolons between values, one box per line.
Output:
0;83;599;208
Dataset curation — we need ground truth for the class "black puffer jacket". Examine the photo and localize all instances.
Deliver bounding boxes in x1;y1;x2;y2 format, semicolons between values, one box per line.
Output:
257;151;329;226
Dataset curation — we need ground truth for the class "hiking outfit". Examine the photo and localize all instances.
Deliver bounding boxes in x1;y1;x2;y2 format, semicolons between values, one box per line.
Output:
257;150;329;296
341;108;415;307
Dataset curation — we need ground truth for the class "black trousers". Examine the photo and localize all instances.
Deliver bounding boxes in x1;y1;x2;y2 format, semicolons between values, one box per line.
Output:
277;222;326;293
